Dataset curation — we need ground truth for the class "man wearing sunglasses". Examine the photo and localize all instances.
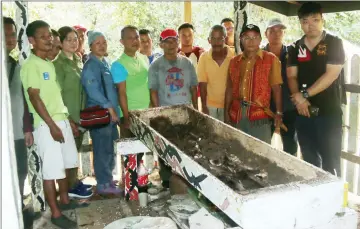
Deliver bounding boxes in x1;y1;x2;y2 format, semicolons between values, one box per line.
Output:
224;24;283;144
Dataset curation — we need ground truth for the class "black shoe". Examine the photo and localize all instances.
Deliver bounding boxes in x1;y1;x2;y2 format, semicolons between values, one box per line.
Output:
22;207;34;229
59;200;90;211
51;215;77;229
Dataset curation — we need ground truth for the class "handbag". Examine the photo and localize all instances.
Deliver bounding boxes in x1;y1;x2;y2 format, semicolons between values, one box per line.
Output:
79;72;111;128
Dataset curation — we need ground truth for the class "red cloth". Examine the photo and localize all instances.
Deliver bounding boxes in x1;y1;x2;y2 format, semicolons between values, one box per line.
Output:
229;52;275;123
178;46;203;61
73;25;87;32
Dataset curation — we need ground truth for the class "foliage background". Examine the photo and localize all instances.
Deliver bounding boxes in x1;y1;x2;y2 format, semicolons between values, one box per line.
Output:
2;1;360;62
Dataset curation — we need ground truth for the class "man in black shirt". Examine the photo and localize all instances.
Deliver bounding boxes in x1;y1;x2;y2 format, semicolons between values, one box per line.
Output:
287;2;345;176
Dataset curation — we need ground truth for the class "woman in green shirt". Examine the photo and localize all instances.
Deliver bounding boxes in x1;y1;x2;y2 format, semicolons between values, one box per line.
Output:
53;26;93;199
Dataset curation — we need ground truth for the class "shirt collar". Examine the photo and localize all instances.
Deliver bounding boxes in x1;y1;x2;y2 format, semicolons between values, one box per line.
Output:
89;52;107;65
208;45;233;59
30;52;52;62
122;51;140;60
299;30;327;46
241;48;263;60
263;44;287;57
58;51;81;62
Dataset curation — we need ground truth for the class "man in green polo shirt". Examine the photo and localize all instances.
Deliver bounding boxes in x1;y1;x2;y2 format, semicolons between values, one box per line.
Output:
21;20;84;229
111;25;150;137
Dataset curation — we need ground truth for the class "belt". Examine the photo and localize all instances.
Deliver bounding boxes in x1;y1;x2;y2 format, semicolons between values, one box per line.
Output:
240;100;250;107
238;99;252;107
236;99;289;132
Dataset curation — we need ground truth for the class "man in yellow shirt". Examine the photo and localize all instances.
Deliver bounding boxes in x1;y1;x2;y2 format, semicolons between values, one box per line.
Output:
197;25;235;121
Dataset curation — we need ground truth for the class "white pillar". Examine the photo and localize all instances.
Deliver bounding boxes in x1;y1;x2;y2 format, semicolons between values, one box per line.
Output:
15;0;46;212
1;33;23;229
15;0;30;65
234;0;248;54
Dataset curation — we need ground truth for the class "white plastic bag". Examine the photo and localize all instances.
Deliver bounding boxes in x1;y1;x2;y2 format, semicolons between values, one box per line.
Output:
104;216;177;229
271;132;283;151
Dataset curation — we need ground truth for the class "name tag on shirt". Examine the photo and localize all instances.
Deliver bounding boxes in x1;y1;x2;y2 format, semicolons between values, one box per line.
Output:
43;72;50;80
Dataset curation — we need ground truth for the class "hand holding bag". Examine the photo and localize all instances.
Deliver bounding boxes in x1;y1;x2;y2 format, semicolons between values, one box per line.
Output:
79;72;111;128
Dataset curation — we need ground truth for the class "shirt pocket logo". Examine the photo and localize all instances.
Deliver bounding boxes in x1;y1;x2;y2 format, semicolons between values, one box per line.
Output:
43;72;50;80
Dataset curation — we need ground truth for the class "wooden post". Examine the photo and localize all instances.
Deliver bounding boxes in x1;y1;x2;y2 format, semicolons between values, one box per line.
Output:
184;0;192;23
234;0;248;54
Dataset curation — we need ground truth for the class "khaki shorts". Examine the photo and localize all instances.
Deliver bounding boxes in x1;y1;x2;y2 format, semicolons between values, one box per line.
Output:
34;120;78;180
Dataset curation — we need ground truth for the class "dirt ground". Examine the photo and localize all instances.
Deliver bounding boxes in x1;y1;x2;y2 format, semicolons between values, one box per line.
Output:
150;116;301;193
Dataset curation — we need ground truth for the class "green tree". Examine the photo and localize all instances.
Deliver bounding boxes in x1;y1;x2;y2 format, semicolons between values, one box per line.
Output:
2;2;360;61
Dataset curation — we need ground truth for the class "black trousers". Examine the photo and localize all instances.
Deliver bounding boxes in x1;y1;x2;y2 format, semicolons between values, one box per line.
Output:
295;113;342;176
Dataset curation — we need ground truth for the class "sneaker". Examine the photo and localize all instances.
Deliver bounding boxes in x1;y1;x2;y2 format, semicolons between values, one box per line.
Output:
97;183;123;195
78;181;93;191
110;180;120;188
68;186;93;199
51;214;77;229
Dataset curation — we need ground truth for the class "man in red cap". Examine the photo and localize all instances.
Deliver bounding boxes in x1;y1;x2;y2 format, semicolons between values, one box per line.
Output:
148;28;198;188
224;24;283;144
73;25;88;63
148;28;198;109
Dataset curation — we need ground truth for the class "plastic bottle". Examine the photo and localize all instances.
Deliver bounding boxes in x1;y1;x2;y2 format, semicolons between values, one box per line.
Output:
137;160;149;193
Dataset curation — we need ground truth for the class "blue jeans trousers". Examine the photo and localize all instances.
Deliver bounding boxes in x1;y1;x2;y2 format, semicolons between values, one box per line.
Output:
90;123;119;187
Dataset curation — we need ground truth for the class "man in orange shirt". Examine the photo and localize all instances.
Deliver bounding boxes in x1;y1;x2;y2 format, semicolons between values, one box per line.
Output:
197;25;235;121
224;24;283;143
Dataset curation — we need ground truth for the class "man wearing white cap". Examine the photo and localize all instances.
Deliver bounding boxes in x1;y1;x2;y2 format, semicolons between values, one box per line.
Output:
264;18;298;156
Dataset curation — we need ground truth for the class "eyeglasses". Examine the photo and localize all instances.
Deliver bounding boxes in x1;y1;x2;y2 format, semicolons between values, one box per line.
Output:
241;36;261;42
209;37;225;42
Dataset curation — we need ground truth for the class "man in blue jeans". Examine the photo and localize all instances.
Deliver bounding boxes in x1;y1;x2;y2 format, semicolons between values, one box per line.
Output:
264;18;298;156
287;2;345;176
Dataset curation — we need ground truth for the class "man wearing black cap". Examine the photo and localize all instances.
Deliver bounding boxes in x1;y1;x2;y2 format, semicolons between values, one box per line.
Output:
287;2;345;176
264;18;298;156
225;24;283;144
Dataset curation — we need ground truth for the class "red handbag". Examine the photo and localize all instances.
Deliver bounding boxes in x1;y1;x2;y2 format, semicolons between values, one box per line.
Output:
79;106;110;128
79;72;111;129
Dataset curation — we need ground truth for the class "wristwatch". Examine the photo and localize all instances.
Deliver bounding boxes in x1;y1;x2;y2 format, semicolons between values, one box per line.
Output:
302;90;310;99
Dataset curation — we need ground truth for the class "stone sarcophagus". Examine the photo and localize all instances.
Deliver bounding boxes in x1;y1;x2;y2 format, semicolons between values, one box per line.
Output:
128;105;346;229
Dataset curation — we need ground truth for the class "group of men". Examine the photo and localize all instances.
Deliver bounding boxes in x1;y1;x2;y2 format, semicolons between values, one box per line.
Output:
4;1;345;229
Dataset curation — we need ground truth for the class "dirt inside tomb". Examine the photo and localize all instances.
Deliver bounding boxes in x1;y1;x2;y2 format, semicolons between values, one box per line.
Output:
150;116;301;193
